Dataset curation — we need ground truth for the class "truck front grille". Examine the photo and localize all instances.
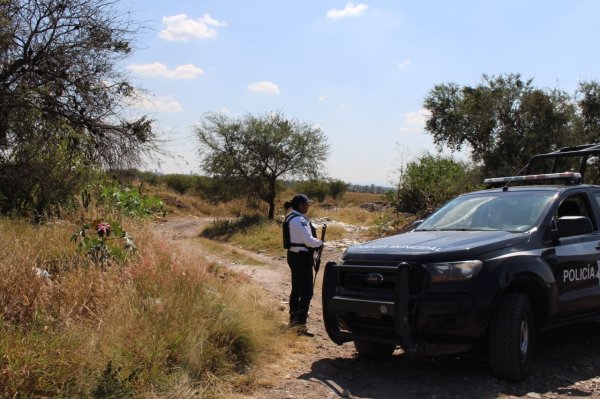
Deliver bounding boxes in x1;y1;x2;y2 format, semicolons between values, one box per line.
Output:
338;261;428;298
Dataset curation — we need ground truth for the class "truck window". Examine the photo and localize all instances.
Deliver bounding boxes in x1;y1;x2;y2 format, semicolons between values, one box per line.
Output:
557;194;596;230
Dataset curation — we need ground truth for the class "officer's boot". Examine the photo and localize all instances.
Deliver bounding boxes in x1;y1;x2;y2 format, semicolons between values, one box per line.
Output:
295;323;314;337
295;312;314;337
289;312;301;328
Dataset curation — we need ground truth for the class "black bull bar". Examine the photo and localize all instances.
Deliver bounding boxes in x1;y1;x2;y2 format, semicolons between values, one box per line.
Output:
322;261;419;356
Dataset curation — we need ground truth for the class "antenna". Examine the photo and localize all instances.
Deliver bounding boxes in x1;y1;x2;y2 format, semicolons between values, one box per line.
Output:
501;164;528;192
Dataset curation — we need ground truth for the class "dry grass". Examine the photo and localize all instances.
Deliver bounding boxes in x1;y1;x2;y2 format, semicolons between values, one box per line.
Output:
316;223;346;241
141;182;270;219
203;212;352;254
194;197;391;257
151;183;387;225
227;220;285;256
339;191;386;205
197;237;267;266
0;217;292;398
311;206;383;226
0;182;403;398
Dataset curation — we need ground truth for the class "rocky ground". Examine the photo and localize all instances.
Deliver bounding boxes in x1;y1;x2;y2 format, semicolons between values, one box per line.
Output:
156;216;600;399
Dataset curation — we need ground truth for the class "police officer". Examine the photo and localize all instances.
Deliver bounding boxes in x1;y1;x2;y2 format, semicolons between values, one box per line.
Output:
283;193;323;336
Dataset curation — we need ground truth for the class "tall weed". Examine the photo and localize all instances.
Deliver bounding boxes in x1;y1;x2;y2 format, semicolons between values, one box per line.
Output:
0;218;286;398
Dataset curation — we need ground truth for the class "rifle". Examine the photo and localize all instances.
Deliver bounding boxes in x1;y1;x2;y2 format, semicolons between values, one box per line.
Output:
313;223;327;288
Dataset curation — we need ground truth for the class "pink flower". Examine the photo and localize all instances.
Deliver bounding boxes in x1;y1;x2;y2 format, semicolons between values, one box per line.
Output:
97;221;111;237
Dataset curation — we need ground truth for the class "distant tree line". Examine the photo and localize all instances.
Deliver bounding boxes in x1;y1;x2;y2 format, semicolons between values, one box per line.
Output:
347;184;390;194
115;170;352;207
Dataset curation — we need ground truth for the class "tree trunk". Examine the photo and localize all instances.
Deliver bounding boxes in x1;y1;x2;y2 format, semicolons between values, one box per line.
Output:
267;177;276;219
268;199;275;219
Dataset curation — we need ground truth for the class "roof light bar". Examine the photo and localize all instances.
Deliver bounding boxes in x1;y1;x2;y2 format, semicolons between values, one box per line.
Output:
484;172;582;185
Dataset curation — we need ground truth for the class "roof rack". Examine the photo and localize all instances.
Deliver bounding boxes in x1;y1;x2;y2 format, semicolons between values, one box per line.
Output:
524;143;600;181
484;172;582;187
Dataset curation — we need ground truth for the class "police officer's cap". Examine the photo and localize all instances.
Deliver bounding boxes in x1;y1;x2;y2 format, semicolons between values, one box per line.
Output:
292;193;312;206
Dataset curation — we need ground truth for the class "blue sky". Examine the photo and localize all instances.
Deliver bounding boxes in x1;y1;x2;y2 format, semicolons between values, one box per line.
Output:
119;1;600;186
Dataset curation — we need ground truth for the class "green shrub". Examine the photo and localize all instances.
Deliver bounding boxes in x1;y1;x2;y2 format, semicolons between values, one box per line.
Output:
99;186;164;218
111;169;161;186
161;174;198;195
396;153;480;214
296;180;329;202
328;179;349;200
194;176;255;203
92;361;140;399
0;134;100;218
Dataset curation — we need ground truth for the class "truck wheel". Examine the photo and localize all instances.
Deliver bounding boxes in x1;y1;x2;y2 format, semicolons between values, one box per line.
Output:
489;293;534;382
354;340;395;359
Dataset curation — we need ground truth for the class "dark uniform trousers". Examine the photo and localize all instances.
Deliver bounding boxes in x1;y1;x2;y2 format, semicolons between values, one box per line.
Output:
287;250;314;325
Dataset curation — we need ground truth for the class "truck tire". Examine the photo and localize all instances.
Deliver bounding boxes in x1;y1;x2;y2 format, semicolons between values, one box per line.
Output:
489;293;534;382
354;340;395;359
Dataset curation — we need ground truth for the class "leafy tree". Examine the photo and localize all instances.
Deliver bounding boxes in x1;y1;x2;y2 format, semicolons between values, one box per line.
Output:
568;81;600;183
396;153;479;214
0;0;157;215
195;112;329;219
328;179;349;200
424;74;580;177
577;81;600;142
1;134;100;216
297;179;329;202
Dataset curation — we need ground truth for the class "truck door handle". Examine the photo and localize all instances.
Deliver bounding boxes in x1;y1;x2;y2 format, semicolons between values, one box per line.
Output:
596;242;600;250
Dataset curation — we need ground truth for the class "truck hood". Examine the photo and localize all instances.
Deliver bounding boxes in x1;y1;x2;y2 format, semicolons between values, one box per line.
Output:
344;230;531;262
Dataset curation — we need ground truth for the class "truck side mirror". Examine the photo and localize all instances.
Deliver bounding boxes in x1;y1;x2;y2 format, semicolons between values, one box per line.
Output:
555;216;593;238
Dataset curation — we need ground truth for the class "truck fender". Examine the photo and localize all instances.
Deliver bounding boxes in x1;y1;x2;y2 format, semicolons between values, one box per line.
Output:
488;257;557;332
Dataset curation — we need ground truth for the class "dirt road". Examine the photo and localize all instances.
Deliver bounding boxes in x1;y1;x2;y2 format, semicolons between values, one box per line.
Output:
156;216;600;399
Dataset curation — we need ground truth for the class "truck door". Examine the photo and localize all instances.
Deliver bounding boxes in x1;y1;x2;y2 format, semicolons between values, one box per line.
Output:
552;193;600;319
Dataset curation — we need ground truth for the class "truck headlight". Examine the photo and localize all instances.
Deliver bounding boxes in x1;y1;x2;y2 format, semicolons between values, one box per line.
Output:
422;260;483;283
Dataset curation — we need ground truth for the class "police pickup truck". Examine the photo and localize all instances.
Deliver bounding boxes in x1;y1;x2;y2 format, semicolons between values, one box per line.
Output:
322;144;600;381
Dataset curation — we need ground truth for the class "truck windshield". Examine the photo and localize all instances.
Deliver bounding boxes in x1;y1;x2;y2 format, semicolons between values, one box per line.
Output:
415;191;556;233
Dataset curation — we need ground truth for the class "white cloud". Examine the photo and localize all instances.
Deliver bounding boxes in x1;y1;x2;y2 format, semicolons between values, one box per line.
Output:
128;62;204;80
159;14;227;41
219;107;230;114
130;93;184;113
398;108;431;133
327;2;368;20
319;95;326;102
398;59;412;69
247;81;280;95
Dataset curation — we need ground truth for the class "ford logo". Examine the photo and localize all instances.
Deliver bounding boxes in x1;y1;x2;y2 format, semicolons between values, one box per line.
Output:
364;273;384;285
